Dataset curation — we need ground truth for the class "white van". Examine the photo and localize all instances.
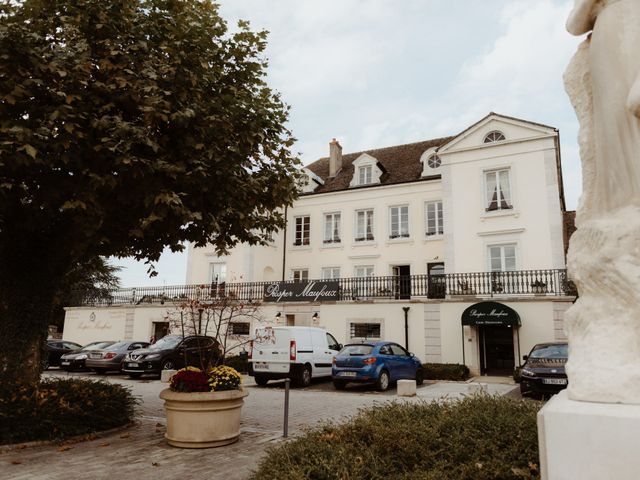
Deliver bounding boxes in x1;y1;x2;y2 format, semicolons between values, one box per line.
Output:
248;326;342;387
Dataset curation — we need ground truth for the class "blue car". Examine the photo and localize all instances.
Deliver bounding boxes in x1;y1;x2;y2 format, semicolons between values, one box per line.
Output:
332;341;423;391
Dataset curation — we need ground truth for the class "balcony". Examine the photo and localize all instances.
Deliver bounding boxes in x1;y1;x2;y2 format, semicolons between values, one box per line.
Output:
72;269;576;307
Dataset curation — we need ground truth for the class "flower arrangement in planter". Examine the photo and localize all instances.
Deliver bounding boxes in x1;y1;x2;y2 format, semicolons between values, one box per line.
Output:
160;365;247;448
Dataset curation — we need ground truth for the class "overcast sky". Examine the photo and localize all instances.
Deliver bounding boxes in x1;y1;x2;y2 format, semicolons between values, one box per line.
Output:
111;0;584;287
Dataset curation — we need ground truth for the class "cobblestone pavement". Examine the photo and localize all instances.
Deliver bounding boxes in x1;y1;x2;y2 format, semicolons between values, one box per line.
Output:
0;370;516;480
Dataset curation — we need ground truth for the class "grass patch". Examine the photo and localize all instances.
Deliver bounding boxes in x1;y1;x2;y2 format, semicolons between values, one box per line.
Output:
0;378;137;445
251;395;542;480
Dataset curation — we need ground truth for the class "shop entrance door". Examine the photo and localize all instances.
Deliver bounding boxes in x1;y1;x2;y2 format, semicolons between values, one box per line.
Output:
479;325;515;375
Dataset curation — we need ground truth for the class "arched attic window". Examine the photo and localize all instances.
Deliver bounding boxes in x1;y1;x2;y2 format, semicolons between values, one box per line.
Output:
483;131;506;143
427;154;441;169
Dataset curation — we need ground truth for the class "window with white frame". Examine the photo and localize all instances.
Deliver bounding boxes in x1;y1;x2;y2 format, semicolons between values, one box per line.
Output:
358;165;373;185
426;201;443;236
355;209;374;241
294;215;310;246
209;263;227;284
322;267;341;280
485;169;512;211
291;269;309;282
488;244;517;272
350;322;381;339
354;265;374;277
323;212;341;244
389;205;409;239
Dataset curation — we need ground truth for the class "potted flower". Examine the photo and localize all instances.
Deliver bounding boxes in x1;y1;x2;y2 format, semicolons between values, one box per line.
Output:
160;365;248;448
531;280;547;294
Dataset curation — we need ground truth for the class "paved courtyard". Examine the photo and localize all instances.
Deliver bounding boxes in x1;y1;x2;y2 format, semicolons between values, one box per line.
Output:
1;371;516;480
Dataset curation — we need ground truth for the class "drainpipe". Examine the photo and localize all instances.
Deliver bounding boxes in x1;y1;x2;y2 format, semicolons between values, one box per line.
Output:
402;306;410;350
281;205;288;282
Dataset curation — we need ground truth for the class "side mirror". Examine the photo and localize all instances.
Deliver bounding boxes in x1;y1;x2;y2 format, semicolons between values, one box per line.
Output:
337;344;343;351
522;355;528;361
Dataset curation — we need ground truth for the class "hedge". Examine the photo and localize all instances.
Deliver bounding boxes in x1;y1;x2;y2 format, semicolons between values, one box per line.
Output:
422;362;470;381
223;353;249;373
251;394;542;480
0;378;137;445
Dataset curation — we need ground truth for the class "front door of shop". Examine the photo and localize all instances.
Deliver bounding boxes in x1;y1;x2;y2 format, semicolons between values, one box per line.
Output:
479;325;515;375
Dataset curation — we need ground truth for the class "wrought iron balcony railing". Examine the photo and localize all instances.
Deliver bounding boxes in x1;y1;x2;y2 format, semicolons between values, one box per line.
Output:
72;269;576;307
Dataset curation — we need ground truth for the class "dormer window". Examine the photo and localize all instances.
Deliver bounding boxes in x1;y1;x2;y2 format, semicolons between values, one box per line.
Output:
349;153;382;187
420;148;442;177
484;131;506;143
427;154;441;169
358;165;372;185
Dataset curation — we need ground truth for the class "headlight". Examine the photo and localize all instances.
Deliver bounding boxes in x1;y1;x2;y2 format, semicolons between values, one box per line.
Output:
124;354;131;361
145;354;160;360
76;354;87;360
521;368;535;377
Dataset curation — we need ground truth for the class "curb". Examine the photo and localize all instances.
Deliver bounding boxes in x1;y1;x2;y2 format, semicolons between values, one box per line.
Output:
0;422;135;453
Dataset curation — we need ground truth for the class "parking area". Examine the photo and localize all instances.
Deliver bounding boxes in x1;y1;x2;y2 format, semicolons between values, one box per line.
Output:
1;369;517;480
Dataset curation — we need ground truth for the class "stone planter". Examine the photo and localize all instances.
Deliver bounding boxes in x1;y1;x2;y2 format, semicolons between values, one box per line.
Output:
159;388;249;448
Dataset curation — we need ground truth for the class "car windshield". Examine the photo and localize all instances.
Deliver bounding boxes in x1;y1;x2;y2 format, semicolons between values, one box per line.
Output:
150;335;182;350
340;345;374;356
81;341;113;351
530;344;568;359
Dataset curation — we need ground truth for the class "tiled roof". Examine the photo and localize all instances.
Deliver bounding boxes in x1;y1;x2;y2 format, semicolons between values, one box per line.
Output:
304;136;453;195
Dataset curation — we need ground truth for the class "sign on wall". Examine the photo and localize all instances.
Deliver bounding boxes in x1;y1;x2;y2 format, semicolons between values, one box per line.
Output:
461;301;521;327
264;281;340;302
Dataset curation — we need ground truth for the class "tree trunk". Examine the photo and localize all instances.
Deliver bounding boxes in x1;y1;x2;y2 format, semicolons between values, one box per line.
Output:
0;275;57;386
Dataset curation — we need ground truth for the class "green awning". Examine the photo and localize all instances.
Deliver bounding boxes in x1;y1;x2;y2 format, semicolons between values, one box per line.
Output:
461;301;521;327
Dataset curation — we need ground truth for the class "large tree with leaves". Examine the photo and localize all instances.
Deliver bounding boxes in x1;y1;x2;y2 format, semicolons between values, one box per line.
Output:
0;0;300;385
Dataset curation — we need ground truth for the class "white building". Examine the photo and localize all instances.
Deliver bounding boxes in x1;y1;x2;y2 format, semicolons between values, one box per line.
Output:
64;113;576;376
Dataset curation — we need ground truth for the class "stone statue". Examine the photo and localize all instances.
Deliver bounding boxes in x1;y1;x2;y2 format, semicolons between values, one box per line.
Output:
564;0;640;404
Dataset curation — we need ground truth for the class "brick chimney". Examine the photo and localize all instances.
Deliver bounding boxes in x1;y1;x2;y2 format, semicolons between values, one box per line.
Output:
329;138;342;177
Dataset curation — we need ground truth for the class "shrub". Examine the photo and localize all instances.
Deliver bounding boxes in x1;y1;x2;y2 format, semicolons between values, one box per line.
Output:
0;378;137;445
224;353;249;373
251;395;542;480
422;362;470;381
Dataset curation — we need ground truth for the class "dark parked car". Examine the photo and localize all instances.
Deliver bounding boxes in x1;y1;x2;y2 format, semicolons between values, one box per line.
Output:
86;341;150;374
122;335;219;378
60;341;117;371
519;342;568;398
332;341;423;391
44;340;82;369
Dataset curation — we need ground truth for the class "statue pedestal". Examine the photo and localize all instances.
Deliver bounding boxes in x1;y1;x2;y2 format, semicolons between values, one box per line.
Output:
538;390;640;479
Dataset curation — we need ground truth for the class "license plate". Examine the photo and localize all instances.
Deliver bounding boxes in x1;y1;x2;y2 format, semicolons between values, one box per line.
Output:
542;378;567;385
340;371;357;377
253;363;268;370
61;361;70;366
126;362;139;368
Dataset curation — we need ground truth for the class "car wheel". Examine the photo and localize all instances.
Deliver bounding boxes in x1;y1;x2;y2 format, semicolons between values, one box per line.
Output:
415;368;424;386
128;373;142;379
254;375;269;386
376;370;390;392
161;359;176;370
333;380;347;390
295;365;312;388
